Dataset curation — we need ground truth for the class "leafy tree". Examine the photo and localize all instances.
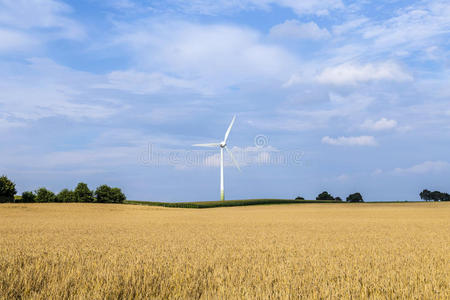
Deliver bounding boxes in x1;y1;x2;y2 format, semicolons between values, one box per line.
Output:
57;189;76;202
346;192;364;202
95;185;126;203
74;183;94;202
442;193;450;201
21;191;36;203
335;197;343;202
95;185;114;203
421;190;450;202
316;191;334;201
295;196;305;200
35;188;57;203
420;189;432;201
111;188;126;203
0;175;17;203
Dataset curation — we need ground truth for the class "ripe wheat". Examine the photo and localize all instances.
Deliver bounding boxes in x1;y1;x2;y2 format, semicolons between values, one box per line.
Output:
0;202;448;299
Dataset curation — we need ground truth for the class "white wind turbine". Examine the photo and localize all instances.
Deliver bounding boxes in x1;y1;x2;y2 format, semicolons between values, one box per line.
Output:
193;115;240;201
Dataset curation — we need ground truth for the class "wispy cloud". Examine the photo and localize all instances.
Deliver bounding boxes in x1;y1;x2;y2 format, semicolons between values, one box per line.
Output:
269;20;330;40
158;0;344;16
322;136;377;146
317;62;412;85
0;0;84;40
394;161;450;174
114;20;299;92
361;118;397;131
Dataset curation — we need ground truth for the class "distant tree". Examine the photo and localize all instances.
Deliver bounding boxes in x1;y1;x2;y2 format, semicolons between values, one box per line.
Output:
316;191;334;201
423;190;450;202
295;196;305;200
442;193;450;201
346;192;364;202
110;188;126;203
420;189;432;201
95;185;126;203
35;188;57;203
0;175;17;203
430;191;443;202
74;183;94;202
57;189;76;202
95;185;114;203
21;191;36;203
335;197;343;202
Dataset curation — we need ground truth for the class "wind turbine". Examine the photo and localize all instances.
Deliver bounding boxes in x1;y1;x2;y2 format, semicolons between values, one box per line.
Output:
193;115;240;201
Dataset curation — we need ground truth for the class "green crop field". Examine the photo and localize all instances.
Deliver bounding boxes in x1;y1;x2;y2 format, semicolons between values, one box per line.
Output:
125;198;339;208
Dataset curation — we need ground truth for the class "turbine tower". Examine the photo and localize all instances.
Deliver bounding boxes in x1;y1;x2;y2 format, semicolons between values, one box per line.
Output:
193;115;240;201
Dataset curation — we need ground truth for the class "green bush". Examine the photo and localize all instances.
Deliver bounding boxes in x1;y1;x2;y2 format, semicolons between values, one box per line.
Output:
95;185;126;203
35;188;57;203
0;175;17;203
335;197;343;202
74;183;94;202
57;189;76;202
21;191;36;203
316;191;334;201
295;196;305;200
346;192;364;202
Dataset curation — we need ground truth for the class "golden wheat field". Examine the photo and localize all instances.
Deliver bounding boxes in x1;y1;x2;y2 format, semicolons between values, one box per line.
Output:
0;202;449;299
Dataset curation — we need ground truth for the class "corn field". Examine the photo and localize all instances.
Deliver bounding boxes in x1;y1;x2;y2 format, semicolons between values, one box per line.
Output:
0;202;449;299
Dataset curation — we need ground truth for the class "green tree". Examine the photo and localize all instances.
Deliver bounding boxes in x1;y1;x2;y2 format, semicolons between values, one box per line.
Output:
95;185;126;203
295;196;305;200
35;188;56;203
316;191;334;201
111;188;126;203
420;189;432;201
0;175;17;203
21;191;36;203
74;183;94;202
430;191;443;202
57;189;76;202
442;193;450;201
335;197;343;202
346;192;364;202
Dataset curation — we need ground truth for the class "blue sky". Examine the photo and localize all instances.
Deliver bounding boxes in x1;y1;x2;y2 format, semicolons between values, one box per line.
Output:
1;0;449;202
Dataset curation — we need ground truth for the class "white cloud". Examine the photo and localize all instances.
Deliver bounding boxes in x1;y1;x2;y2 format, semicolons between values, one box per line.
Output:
0;28;37;52
100;70;205;95
317;62;413;85
322;135;377;146
0;117;26;129
164;0;343;16
362;2;450;53
0;0;84;39
0;58;120;121
361;118;397;131
332;18;369;35
115;21;299;92
336;174;349;181
372;168;383;176
269;20;330;40
394;161;450;174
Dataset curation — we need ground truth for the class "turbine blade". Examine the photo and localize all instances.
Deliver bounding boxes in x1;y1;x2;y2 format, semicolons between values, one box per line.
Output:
192;143;220;147
225;146;241;171
223;115;236;144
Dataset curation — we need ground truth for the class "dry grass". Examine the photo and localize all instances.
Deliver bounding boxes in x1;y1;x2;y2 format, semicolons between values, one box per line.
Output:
0;202;449;299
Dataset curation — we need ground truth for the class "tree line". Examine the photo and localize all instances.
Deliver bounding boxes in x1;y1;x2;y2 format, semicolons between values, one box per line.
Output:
0;175;126;203
296;191;364;202
419;189;450;202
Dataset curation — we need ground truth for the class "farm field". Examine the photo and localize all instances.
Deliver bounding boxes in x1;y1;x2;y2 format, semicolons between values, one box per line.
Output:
0;202;449;299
